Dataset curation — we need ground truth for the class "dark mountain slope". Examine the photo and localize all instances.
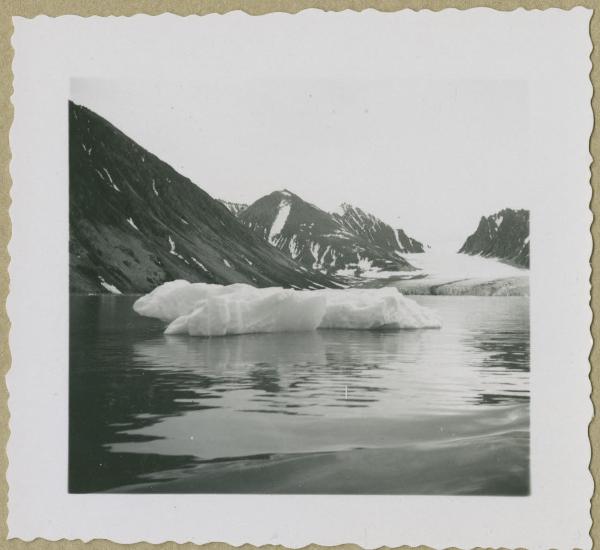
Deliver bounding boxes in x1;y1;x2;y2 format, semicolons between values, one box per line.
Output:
239;190;416;274
69;102;341;293
333;203;424;254
459;209;529;268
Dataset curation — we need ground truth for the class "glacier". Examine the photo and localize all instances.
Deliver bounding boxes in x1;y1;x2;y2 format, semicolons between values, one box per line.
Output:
133;280;441;337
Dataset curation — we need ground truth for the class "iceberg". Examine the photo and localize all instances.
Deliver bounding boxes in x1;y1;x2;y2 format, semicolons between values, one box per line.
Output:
133;281;441;337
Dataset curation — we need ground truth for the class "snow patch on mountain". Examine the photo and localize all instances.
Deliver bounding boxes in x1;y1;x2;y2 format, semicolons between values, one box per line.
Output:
218;199;248;216
269;199;292;244
191;257;209;272
98;276;121;295
102;168;120;192
168;236;189;264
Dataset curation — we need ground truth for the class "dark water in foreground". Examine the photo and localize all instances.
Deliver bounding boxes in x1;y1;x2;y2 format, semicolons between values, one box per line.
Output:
69;295;529;494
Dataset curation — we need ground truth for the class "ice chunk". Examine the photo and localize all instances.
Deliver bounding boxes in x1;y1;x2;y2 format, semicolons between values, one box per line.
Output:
165;288;326;337
134;281;441;336
317;288;439;329
134;281;254;322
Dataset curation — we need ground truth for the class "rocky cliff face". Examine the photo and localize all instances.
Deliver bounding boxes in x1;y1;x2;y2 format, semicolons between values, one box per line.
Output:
333;203;424;254
69;102;341;293
238;190;420;274
218;200;248;216
459;209;529;268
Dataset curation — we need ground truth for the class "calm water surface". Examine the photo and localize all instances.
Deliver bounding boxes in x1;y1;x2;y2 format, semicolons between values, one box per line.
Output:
69;295;529;494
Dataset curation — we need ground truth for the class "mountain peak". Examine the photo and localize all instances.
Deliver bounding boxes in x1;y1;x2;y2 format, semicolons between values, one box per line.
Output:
239;189;424;275
459;208;529;267
272;189;296;199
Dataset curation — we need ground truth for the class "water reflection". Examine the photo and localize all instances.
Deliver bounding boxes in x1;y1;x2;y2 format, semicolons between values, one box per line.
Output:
69;295;529;494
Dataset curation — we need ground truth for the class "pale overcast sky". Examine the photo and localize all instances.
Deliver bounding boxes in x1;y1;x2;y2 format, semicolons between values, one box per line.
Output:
71;47;530;251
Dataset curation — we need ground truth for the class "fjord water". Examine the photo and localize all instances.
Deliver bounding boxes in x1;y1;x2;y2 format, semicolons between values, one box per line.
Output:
69;294;529;494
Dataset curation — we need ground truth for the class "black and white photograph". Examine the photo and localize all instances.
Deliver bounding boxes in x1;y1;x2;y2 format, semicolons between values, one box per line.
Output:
7;8;592;548
68;76;530;494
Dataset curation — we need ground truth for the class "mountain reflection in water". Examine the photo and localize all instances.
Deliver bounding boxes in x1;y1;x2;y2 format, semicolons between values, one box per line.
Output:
69;294;529;494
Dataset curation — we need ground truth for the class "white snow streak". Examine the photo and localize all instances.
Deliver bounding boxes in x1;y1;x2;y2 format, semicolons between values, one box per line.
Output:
152;179;159;196
98;276;121;295
95;167;120;191
309;242;321;268
393;229;405;253
191;257;208;271
268;200;291;244
168;236;189;264
288;235;300;258
320;245;332;267
126;217;139;230
223;258;232;268
168;236;177;254
103;168;114;183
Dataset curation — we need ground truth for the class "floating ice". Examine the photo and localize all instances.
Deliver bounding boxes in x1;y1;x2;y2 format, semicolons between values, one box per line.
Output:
317;288;440;330
134;281;441;337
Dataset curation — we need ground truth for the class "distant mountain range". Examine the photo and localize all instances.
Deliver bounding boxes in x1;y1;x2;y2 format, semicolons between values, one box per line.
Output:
226;191;423;275
69;102;344;293
459;209;529;268
70;102;525;295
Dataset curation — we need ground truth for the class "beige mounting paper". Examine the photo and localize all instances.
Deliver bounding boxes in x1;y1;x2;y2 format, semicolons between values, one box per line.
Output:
5;7;595;550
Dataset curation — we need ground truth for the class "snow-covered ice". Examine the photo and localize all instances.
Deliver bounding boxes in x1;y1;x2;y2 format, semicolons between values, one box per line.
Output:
133;281;441;337
317;287;439;330
402;251;526;280
372;251;529;296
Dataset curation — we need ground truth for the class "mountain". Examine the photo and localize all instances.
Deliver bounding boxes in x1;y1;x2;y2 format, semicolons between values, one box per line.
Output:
238;190;419;274
69;102;342;293
459;209;529;268
218;199;248;216
333;203;424;254
395;229;425;253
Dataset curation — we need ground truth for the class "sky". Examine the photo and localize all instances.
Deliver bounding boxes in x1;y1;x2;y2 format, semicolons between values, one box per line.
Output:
71;74;530;251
